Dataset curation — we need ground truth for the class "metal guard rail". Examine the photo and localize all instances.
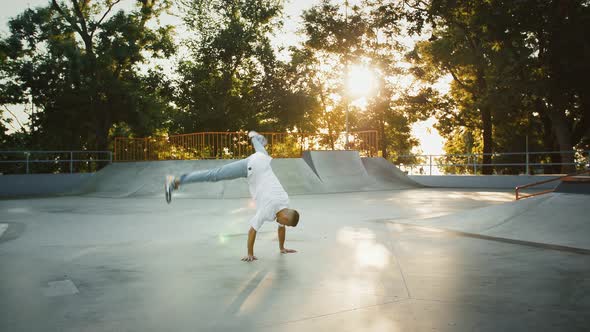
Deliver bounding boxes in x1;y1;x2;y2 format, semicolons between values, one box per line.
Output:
515;169;590;200
397;150;589;175
113;130;379;161
0;151;113;174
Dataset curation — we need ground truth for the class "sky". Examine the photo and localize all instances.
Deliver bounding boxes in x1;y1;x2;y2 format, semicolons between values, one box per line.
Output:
0;0;444;154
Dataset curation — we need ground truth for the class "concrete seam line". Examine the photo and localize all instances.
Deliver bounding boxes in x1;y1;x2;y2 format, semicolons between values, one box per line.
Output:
387;235;413;300
259;298;409;328
379;221;590;256
480;195;551;233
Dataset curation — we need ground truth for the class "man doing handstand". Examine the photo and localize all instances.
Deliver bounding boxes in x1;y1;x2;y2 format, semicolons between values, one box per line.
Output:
164;131;300;262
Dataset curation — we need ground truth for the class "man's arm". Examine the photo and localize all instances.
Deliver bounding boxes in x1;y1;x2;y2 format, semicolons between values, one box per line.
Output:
278;225;297;254
242;227;258;262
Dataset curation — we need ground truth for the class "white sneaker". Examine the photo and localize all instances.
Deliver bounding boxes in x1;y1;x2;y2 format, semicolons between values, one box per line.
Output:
248;131;268;146
164;175;175;204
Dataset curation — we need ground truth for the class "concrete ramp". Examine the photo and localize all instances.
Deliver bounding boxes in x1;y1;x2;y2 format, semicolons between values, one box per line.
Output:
78;160;242;199
302;150;421;192
362;157;423;189
404;193;590;251
76;161;155;198
303;150;369;188
555;176;590;194
270;158;326;195
79;159;326;199
77;151;419;198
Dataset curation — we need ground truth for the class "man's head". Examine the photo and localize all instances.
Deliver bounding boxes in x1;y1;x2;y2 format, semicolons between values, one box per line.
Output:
276;208;300;227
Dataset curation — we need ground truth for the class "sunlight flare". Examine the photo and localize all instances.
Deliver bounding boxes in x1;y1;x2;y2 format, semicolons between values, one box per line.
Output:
346;64;377;100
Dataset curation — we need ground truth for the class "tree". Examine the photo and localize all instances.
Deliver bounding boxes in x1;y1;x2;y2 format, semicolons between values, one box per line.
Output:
523;0;590;172
387;0;590;173
297;0;423;158
399;1;512;173
0;0;175;151
283;44;346;149
175;0;312;133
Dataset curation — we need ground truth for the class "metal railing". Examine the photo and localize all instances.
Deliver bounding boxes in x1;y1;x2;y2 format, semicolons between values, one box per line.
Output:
0;151;112;175
515;169;590;200
396;151;590;175
114;130;378;162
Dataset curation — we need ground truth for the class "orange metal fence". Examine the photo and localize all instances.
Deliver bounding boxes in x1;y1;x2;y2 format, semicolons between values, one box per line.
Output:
114;130;378;162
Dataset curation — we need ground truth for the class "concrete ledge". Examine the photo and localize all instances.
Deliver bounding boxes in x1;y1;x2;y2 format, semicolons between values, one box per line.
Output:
409;175;561;189
0;173;94;198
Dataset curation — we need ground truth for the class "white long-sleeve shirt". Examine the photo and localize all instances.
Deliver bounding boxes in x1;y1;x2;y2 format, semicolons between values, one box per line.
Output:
246;152;289;231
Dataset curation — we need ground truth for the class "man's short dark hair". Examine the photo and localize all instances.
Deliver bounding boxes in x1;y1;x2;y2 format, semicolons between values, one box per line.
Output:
288;209;299;227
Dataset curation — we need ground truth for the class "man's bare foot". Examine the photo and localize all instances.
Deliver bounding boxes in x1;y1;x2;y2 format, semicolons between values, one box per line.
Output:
280;248;297;254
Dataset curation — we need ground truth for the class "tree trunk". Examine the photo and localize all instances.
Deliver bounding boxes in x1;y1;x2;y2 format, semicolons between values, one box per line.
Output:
379;117;387;159
98;109;111;151
572;88;590;146
476;65;493;175
547;110;575;173
481;105;493;174
539;107;561;174
317;84;335;150
545;0;575;174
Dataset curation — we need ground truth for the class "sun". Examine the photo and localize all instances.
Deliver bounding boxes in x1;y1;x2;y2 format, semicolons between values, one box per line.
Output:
346;64;377;100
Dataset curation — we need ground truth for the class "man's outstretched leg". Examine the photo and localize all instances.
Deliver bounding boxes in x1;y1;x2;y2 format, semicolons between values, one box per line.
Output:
164;131;269;203
248;131;268;155
165;158;248;203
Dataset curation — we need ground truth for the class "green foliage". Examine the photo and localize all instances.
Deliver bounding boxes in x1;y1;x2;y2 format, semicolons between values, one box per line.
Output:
0;0;176;151
174;0;315;134
439;127;482;174
398;0;590;173
269;135;301;158
296;0;421;159
4;0;587;171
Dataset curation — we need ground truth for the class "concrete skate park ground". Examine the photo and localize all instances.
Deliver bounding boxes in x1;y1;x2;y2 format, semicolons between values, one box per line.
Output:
1;188;589;332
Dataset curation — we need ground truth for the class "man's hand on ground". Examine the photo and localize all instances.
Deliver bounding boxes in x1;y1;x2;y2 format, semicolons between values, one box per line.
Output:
280;248;297;254
241;255;258;262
